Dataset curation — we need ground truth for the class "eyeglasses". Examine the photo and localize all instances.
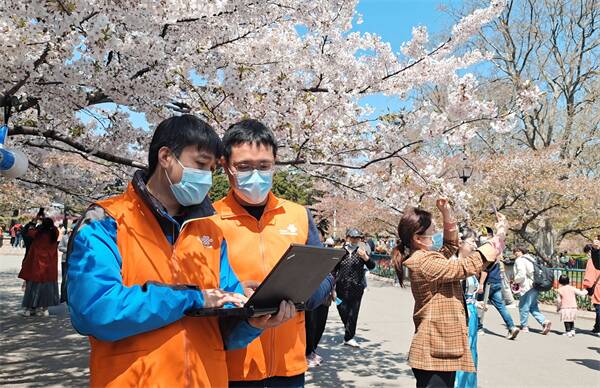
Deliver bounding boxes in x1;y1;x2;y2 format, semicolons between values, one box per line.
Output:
230;161;274;173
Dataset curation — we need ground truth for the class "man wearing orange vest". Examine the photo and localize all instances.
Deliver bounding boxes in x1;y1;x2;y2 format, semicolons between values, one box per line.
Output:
214;120;335;387
67;115;295;387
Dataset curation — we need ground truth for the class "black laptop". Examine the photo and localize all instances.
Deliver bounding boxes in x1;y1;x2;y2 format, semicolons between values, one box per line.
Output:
185;244;346;318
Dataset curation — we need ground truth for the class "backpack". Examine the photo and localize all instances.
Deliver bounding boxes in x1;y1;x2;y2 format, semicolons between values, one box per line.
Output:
524;256;554;292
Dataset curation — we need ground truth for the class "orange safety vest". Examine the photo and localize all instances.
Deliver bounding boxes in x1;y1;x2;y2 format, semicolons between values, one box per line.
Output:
89;184;228;387
213;191;309;381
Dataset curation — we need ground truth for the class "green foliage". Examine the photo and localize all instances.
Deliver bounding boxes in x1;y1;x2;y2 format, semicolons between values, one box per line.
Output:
208;171;231;202
272;170;314;205
208;169;316;205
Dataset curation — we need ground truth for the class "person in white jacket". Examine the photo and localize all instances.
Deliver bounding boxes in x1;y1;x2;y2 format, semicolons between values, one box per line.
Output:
513;246;552;334
58;228;71;303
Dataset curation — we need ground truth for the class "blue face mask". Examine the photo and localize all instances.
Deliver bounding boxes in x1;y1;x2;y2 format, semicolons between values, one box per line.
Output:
166;158;212;206
232;169;273;204
431;232;444;251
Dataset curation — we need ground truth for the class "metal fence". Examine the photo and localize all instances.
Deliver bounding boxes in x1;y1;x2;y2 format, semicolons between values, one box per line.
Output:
550;268;586;289
370;254;396;279
369;253;587;290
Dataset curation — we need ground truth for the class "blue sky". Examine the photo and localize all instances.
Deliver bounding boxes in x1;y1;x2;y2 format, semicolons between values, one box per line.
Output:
80;1;462;131
354;0;460;114
355;0;457;51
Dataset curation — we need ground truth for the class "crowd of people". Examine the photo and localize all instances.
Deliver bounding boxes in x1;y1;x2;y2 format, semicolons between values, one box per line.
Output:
4;114;600;388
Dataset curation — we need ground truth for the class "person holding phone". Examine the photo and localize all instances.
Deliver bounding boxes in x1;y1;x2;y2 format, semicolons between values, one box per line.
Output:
333;228;376;349
392;199;506;388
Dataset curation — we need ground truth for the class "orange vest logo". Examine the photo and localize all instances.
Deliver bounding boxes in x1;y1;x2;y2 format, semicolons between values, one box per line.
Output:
199;235;214;248
279;224;299;236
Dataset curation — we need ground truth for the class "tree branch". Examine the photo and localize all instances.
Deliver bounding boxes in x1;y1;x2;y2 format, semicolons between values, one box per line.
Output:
9;125;146;169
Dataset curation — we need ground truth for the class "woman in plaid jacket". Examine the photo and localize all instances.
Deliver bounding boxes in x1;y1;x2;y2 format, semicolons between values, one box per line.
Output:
392;199;506;388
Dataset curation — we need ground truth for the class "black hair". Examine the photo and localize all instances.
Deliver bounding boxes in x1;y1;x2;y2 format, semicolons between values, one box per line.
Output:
459;226;477;241
513;245;529;255
394;207;433;287
222;119;277;161
147;114;223;175
558;274;570;286
39;217;58;241
583;244;593;254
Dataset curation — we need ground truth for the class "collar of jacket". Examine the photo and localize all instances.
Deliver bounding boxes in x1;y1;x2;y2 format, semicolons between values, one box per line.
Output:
131;169;215;233
217;190;285;224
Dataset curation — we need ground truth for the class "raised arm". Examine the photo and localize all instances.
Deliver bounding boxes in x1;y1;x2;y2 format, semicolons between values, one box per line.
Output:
420;243;498;284
436;198;459;259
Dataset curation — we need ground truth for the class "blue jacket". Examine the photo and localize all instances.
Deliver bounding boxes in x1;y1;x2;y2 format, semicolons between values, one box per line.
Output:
67;170;261;348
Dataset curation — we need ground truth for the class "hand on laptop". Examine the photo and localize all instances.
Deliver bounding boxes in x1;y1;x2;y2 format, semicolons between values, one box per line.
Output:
201;289;248;308
241;280;260;298
248;300;296;329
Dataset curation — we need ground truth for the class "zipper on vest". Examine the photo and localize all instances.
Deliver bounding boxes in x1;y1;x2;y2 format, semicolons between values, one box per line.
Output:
256;216;275;377
255;216;276;377
172;218;195;388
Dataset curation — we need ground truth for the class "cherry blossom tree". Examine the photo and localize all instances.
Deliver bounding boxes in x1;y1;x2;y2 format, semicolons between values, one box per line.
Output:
1;0;516;211
312;194;398;238
465;147;600;255
443;0;600;252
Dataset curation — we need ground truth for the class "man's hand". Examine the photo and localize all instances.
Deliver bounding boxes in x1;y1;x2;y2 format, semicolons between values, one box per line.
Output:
241;280;260;298
248;300;296;329
201;289;248;309
477;286;485;295
357;247;369;261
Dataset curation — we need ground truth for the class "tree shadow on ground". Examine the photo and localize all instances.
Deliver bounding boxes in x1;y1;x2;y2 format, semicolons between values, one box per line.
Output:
306;320;413;387
0;271;89;387
565;358;600;371
478;328;505;338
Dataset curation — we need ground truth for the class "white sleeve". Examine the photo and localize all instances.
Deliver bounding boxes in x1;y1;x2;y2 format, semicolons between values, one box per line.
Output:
574;288;589;297
513;258;527;285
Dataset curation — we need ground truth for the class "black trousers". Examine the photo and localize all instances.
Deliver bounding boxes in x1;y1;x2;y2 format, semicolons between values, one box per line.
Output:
412;369;456;388
564;321;574;332
336;293;363;342
593;304;600;333
229;373;304;388
305;304;329;355
60;261;68;303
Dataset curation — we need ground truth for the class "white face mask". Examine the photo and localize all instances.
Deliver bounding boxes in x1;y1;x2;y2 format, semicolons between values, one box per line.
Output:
231;169;273;205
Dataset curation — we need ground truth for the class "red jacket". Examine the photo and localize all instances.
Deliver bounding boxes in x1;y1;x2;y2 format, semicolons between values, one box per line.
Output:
18;228;59;283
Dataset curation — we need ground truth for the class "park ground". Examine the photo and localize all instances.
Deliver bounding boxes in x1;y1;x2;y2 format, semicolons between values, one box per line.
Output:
0;245;598;387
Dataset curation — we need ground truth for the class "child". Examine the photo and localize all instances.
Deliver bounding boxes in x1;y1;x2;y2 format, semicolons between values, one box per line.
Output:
557;275;588;337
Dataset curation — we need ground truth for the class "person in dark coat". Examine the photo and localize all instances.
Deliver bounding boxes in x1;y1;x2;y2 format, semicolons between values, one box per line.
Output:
334;228;376;348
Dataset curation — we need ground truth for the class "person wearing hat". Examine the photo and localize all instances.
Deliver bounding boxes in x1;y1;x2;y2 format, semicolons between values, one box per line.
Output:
334;228;376;348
